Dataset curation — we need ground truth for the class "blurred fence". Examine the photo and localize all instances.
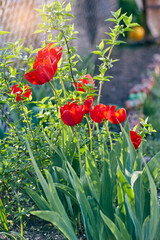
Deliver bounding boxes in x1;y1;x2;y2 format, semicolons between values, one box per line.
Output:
0;0;118;54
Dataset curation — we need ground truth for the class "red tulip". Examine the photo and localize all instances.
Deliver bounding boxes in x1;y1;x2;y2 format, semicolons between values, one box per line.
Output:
11;84;32;102
73;74;95;92
81;98;94;115
130;131;142;150
90;104;111;123
60;102;84;126
109;105;127;124
24;44;62;85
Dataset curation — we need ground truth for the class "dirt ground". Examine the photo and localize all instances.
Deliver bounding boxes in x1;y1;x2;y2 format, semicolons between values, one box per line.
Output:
99;42;160;107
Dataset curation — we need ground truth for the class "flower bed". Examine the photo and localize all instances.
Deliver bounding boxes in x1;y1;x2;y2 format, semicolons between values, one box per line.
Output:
0;2;160;240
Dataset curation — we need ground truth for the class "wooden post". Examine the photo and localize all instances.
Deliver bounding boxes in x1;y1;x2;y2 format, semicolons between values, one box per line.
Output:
142;0;148;38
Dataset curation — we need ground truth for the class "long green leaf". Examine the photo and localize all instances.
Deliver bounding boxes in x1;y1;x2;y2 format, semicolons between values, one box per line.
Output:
85;147;101;201
132;172;144;226
44;169;74;230
67;162;99;240
100;143;114;220
26;189;50;210
143;160;160;239
100;211;124;240
142;216;150;240
122;124;137;173
26;139;56;211
115;215;131;240
54;183;78;204
0;199;8;232
125;197;142;239
142;151;160;186
117;168;135;210
31;211;77;240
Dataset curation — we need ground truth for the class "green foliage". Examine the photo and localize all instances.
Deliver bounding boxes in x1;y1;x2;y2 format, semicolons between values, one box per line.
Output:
27;126;160;239
119;0;143;24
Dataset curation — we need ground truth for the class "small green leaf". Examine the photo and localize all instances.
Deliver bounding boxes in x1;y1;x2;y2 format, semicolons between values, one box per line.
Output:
33;29;44;34
99;41;104;50
92;50;102;55
0;31;10;35
65;3;71;12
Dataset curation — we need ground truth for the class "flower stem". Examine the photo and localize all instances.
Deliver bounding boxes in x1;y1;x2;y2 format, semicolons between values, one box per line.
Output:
85;115;92;152
74;126;82;171
20;102;38;150
57;71;67;100
62;32;78;90
49;81;61;105
104;121;113;150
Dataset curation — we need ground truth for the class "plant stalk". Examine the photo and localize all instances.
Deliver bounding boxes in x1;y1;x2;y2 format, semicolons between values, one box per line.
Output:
104;121;113;150
85;115;92;152
74;126;82;171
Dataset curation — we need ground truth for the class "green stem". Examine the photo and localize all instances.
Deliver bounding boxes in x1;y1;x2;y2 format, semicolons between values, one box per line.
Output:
104;121;113;150
62;32;78;89
20;102;38;150
85;115;92;152
57;71;67;100
74;126;82;171
49;81;61;105
19;206;23;240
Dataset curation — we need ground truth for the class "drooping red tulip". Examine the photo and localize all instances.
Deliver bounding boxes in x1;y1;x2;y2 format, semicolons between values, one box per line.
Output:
81;98;94;115
130;130;142;150
73;74;95;92
24;44;62;85
11;84;32;102
109;105;127;125
90;104;111;123
60;102;84;126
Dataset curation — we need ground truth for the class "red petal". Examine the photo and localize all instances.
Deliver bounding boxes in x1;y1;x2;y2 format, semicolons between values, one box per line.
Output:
60;103;83;126
130;131;142;150
81;98;94;114
25;57;57;85
90;104;109;123
109;108;126;124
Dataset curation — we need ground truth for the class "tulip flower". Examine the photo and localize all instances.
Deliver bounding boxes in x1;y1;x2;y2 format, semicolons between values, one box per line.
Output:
81;98;94;115
90;104;111;123
60;102;84;126
11;84;32;102
73;74;95;92
24;43;62;85
109;105;127;124
130;130;142;150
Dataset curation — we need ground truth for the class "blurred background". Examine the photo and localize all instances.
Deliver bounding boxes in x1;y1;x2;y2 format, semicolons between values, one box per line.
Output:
0;0;160;106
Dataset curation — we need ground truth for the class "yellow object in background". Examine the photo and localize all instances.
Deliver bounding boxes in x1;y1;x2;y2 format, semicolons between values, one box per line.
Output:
129;26;145;41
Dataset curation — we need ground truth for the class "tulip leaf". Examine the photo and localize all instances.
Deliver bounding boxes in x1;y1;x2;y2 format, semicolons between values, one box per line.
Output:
31;211;78;240
142;216;150;240
54;183;78;204
67;162;99;240
115;215;131;240
85;147;101;201
143;160;160;240
142;151;160;186
117;167;135;210
100;211;124;240
100;143;114;220
26;189;50;210
125;197;142;239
